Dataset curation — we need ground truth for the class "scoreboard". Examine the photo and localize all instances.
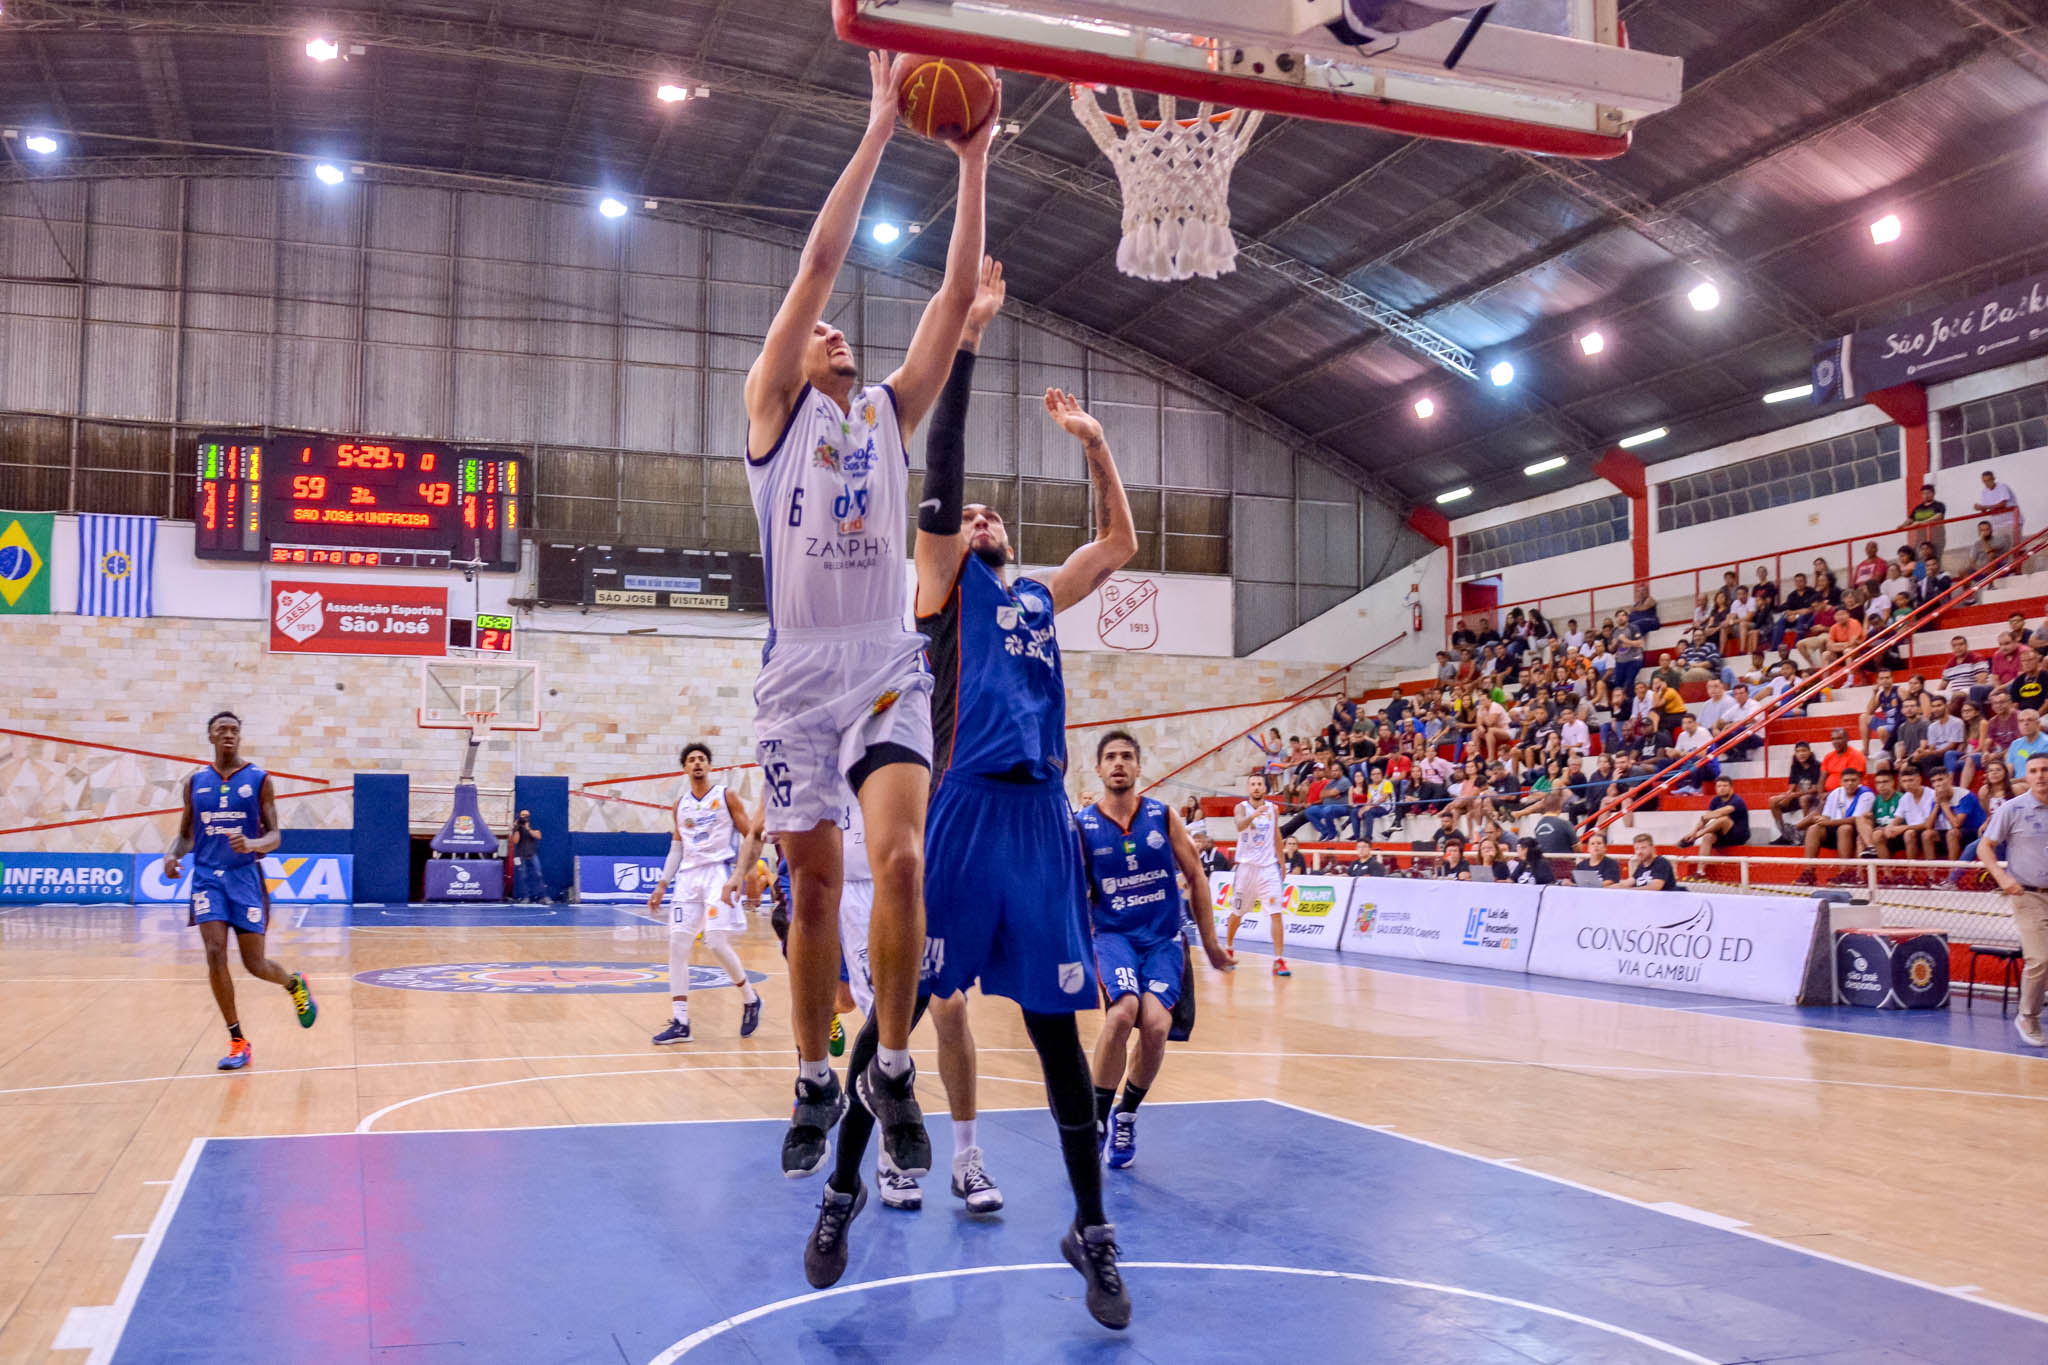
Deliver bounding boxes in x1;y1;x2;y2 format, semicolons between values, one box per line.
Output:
195;433;524;571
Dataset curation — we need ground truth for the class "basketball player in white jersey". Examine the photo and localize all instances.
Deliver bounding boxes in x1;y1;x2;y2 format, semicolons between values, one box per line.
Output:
646;743;762;1042
1228;772;1291;976
744;50;995;1178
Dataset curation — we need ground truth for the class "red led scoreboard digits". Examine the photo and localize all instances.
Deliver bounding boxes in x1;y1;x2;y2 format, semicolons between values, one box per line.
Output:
194;434;523;570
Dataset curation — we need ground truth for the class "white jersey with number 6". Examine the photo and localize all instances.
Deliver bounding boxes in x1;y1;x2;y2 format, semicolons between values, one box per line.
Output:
1236;801;1279;869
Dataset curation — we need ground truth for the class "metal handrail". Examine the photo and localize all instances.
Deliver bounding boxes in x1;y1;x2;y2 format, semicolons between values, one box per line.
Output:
1578;521;2048;838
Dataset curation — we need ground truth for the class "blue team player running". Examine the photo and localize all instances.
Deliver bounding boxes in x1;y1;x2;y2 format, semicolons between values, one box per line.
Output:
805;257;1140;1330
163;711;316;1070
1079;731;1232;1171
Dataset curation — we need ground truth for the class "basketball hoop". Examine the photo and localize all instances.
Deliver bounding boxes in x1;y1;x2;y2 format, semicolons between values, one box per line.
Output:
465;711;498;745
1071;85;1262;282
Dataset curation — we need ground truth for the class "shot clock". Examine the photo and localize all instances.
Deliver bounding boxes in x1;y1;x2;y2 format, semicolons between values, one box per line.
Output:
195;433;524;571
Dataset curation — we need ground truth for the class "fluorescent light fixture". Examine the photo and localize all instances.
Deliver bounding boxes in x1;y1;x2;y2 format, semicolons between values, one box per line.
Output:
1617;426;1668;449
1869;213;1901;244
656;84;690;103
1488;361;1514;387
313;163;345;185
1688;281;1720;312
1578;331;1605;356
1435;486;1473;505
1413;397;1436;420
306;37;340;61
1763;383;1814;404
1523;456;1568;476
23;134;57;155
871;221;901;245
598;197;628;218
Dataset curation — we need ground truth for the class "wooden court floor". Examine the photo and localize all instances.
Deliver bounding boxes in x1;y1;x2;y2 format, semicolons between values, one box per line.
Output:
2;902;2046;1360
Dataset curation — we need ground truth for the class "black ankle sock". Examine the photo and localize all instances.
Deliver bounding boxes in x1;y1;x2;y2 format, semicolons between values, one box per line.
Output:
227;1022;243;1041
1093;1086;1116;1131
1117;1082;1147;1115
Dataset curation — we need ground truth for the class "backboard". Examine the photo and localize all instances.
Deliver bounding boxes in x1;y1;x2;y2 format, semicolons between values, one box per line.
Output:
418;658;543;733
834;0;1682;158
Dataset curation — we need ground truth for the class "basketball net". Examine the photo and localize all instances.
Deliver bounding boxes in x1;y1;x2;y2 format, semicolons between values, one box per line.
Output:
1071;87;1262;282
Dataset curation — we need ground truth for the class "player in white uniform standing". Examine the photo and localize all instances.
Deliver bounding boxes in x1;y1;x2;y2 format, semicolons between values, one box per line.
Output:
646;743;762;1042
1227;772;1291;977
743;51;994;1178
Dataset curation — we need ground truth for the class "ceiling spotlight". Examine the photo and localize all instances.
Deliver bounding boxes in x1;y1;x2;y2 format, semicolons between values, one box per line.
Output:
1489;361;1514;387
23;133;58;155
1763;383;1814;404
1413;396;1436;420
656;84;689;103
1578;330;1605;356
1523;456;1568;476
1435;486;1473;505
598;197;628;219
306;37;340;61
871;221;901;245
1617;426;1668;449
313;163;345;185
1688;281;1721;312
1869;213;1901;245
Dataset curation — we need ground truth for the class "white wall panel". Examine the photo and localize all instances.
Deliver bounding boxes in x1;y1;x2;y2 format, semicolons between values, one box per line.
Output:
622;364;702;454
0;208;84;280
182;233;273;333
181;330;268;425
278;182;360;248
272;336;355;431
82;323;172;420
453;351;536;442
363;343;449;437
623;275;701;366
1163;407;1228;490
531;263;619;362
534;357;617;446
709;234;796;286
626;219;703;278
454;258;539;354
0;315;78;413
459;193;542;262
368;185;451;253
185;180;273;237
364;248;450;346
278;242;361;340
1232;426;1294;497
705;370;749;457
90;180;179;230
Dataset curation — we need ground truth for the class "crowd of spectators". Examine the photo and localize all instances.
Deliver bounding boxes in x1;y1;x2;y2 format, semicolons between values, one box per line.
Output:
1226;481;2038;885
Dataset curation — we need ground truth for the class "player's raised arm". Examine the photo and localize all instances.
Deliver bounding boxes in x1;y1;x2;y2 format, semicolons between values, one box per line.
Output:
886;89;998;436
164;778;195;880
1167;808;1231;970
744;51;903;457
1047;388;1138;614
229;776;282;857
913;257;1005;611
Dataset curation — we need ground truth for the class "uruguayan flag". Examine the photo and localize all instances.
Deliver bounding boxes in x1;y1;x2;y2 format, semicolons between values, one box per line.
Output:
76;514;156;617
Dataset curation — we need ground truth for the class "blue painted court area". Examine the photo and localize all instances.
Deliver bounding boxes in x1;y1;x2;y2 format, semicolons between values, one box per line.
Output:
111;1101;2044;1364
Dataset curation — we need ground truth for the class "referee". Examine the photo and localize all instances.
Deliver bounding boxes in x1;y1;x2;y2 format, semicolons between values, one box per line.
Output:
1977;750;2048;1047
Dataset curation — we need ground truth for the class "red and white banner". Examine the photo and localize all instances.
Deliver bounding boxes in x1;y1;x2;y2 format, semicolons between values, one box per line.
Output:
267;579;448;656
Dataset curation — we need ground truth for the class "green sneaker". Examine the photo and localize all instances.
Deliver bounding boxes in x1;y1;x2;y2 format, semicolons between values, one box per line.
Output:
288;973;318;1028
829;1014;846;1058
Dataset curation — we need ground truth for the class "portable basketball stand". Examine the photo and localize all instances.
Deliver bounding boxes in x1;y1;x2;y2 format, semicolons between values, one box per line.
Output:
418;657;543;898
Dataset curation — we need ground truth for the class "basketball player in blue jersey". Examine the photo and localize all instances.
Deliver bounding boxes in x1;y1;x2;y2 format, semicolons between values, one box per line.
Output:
1080;732;1232;1170
744;50;997;1180
805;262;1139;1330
162;711;316;1070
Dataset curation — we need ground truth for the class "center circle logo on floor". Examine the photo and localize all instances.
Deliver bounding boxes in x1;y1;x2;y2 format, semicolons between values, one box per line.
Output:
353;961;765;994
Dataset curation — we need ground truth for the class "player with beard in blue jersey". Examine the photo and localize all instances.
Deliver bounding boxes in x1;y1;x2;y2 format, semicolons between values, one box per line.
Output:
1079;731;1232;1170
162;711;316;1070
804;260;1140;1330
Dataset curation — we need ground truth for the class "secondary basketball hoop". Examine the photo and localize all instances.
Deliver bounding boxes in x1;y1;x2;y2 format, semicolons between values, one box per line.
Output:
1071;86;1261;282
418;658;542;860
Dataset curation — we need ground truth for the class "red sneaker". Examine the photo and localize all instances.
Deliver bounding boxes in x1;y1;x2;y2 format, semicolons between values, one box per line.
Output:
1273;958;1291;977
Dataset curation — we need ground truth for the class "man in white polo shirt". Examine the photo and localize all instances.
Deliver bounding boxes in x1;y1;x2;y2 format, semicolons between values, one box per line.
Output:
1797;766;1875;881
1978;751;2048;1046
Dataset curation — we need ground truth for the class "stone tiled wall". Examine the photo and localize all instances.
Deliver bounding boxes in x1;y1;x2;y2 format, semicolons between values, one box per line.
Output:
0;616;1346;848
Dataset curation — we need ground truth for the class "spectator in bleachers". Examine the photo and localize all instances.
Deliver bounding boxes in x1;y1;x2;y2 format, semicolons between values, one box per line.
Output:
1350;767;1396;845
1923;769;1984;862
1570;754;1618;820
1506;836;1558;885
1574;830;1623;887
1858;667;1903;756
1629;832;1682;891
1916;542;1952;602
1450;618;1477;648
1726;584;1760;656
1299;762;1356;842
1890;695;1928;774
1974;467;2023;548
1979;758;2018;821
1989;631;2024;689
1410;744;1454;814
1281;760;1338;838
1894;767;1939;873
1559;704;1591;760
1942;635;1990;703
1764;740;1822;833
1434;834;1474;880
1194;830;1231;875
1679;774;1751;877
1662;714;1719;794
1695;678;1737;732
2014;651;2048;713
1282;836;1308;875
1777;572;1819;644
1820;729;1867;791
1772;778;1824;847
1627;584;1660;635
1865;769;1910;861
1442;761;1495;841
1611;617;1647;694
1473;834;1511;881
1969;519;2005;580
1796;766;1875;879
1953;698;1989;785
1475;693;1514;763
1921;695;1968;779
1903;480;1947;558
1854;540;1887;588
2010;709;2048;771
1715;682;1764;759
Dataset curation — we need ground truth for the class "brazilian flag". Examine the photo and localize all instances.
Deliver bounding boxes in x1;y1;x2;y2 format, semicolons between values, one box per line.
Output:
0;512;53;614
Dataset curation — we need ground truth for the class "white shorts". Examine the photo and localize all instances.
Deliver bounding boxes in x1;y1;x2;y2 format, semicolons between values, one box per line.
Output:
754;623;932;836
839;878;875;1016
1233;863;1285;913
667;862;746;937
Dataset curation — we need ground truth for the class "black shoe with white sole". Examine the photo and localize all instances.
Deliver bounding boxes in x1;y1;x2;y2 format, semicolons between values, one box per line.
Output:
781;1071;846;1179
854;1058;930;1178
805;1178;867;1288
1060;1221;1131;1330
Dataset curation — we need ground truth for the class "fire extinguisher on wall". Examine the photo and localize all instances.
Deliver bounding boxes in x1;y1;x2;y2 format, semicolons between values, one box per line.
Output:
1406;582;1422;633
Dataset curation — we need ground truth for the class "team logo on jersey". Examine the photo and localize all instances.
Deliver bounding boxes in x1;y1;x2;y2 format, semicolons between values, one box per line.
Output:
1146;829;1166;850
872;689;900;716
353;961;767;995
839;436;877;478
238;784;252;798
861;401;877;427
996;604;1021;631
1057;960;1086;993
812;437;840;471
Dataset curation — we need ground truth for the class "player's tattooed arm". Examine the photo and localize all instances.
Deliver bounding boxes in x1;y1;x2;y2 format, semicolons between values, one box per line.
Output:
228;775;282;857
1046;388;1138;614
1168;809;1232;970
915;257;1005;611
720;787;762;907
163;781;195;879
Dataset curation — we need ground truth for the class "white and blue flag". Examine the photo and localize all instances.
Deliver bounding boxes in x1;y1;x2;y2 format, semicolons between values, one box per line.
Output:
76;514;156;617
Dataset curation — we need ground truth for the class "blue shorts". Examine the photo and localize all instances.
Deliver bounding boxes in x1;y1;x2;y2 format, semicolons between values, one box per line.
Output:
1095;930;1183;1011
922;773;1098;1014
189;866;270;936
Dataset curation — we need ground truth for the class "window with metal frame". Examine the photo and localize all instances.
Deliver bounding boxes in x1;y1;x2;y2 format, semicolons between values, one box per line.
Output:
1656;426;1899;532
1457;494;1628;578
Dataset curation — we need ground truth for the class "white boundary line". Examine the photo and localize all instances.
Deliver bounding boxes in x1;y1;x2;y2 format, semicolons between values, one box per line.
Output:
642;1261;1717;1364
1265;1097;2048;1329
86;1136;206;1365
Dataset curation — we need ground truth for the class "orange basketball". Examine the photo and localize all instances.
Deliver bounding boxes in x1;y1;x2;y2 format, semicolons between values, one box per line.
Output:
894;55;999;142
